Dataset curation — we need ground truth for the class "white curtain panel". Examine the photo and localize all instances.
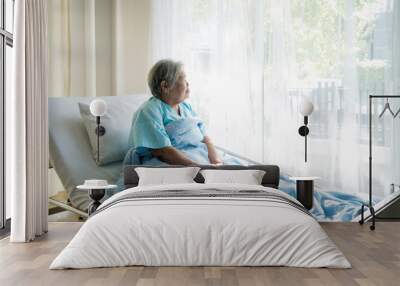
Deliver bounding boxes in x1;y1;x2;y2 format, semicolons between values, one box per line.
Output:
47;0;94;98
47;0;116;98
150;0;400;199
150;0;265;161
9;0;49;242
389;0;400;191
264;0;400;199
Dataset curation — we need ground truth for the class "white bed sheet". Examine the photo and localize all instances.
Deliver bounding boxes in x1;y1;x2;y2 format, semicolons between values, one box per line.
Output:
50;183;351;269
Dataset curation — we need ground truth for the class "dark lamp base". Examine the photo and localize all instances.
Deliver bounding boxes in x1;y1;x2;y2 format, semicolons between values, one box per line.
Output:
88;189;106;215
298;126;309;136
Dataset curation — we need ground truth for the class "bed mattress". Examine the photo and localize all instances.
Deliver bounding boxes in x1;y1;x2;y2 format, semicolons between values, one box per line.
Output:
50;183;351;269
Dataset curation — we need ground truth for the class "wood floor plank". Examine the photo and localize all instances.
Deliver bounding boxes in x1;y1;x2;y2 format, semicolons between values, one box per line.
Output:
0;222;399;286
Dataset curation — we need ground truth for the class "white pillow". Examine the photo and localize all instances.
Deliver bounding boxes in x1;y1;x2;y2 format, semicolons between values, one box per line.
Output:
200;169;266;185
135;167;201;186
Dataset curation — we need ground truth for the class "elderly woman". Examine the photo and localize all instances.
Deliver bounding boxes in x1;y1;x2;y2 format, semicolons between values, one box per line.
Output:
126;59;234;166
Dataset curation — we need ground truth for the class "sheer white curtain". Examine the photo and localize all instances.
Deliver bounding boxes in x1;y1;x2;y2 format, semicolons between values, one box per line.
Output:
264;0;400;198
9;0;49;242
47;0;98;98
47;0;114;98
263;0;364;190
389;0;400;193
150;0;264;161
150;0;400;199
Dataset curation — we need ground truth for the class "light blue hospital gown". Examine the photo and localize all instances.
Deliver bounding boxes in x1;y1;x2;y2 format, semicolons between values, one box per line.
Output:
127;96;215;165
125;96;242;165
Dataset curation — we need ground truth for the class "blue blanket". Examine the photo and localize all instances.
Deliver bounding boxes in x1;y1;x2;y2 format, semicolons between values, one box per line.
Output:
279;175;366;221
114;118;366;221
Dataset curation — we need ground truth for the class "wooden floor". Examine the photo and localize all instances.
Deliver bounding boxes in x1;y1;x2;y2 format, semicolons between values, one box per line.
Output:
0;222;399;286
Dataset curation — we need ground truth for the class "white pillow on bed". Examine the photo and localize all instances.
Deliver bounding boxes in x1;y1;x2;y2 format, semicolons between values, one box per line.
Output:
135;167;201;186
200;169;266;185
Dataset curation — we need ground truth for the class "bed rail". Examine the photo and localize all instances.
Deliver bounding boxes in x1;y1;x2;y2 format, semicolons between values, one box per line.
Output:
215;145;262;165
48;198;88;218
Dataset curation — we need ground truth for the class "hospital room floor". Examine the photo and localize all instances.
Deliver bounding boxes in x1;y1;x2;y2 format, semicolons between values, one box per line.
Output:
0;222;399;286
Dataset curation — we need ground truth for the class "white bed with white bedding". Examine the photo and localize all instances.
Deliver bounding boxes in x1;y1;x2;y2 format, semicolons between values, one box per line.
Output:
50;183;351;269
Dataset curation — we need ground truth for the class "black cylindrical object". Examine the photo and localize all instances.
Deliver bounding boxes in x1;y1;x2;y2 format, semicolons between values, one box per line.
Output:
296;180;313;210
88;189;106;215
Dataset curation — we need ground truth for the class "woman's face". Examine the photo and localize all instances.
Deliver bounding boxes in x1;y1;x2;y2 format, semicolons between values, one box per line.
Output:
164;71;190;104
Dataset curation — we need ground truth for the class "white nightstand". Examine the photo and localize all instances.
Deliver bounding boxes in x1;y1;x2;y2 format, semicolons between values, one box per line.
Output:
289;177;319;210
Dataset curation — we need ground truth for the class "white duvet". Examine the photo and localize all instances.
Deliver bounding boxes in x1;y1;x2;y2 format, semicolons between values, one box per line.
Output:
50;183;351;269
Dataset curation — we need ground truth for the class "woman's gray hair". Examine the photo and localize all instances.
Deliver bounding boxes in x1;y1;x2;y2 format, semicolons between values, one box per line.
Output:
147;59;183;98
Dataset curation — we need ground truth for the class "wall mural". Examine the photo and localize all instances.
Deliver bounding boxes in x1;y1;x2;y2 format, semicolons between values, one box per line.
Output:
48;0;400;221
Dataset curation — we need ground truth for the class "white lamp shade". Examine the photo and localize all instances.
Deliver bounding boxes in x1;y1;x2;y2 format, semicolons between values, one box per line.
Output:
300;99;314;116
89;99;107;117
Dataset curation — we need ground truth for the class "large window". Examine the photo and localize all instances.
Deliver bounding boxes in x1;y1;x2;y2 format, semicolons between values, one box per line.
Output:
262;0;399;198
265;0;396;145
150;0;399;201
0;0;14;230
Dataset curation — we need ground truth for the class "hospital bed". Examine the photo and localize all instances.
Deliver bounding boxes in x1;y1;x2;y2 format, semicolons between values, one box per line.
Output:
48;94;258;218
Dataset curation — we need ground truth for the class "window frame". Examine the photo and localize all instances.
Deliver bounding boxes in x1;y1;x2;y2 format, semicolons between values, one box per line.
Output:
0;0;14;231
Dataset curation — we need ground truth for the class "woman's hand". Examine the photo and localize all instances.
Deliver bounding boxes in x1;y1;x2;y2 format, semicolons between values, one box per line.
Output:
210;158;223;166
203;136;222;165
